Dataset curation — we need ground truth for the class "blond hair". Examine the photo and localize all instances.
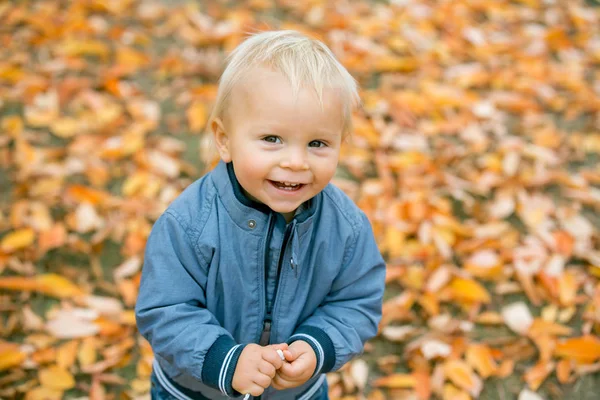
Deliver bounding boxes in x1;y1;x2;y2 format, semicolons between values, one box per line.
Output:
208;30;360;135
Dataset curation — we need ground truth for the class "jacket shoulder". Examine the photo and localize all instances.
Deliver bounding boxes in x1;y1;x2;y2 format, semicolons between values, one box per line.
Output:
321;183;366;233
162;171;216;231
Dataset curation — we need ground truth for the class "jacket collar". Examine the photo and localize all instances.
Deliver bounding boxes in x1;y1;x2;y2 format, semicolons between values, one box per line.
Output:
210;160;317;234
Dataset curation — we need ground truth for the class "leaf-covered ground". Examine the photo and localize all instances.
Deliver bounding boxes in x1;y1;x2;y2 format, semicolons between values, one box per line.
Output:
1;0;600;399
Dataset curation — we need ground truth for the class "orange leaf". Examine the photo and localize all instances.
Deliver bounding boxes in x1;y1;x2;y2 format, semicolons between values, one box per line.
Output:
0;228;35;253
527;318;573;337
65;185;110;205
413;371;431;400
555;335;600;363
524;361;554;391
449;278;491;304
466;344;497;378
558;270;578;306
38;224;67;254
187;101;208;132
444;359;481;394
556;359;572;384
496;359;514;378
373;373;416;388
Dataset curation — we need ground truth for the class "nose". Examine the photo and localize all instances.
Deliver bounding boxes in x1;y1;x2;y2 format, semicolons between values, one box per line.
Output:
280;146;309;171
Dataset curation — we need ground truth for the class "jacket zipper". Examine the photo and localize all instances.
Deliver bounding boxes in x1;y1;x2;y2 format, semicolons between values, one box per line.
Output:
260;217;293;347
256;216;293;400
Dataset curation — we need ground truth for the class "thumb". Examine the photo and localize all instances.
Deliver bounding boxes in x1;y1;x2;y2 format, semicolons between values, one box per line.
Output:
283;348;297;362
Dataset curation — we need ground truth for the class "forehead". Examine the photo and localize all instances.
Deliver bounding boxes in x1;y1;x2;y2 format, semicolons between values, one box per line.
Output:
227;66;345;131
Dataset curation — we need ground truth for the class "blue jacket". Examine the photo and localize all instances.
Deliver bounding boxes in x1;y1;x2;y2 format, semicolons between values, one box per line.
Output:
135;161;385;399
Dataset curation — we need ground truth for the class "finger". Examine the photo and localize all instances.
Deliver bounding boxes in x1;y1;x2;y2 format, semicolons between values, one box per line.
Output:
280;360;300;377
272;372;295;390
262;348;284;369
245;384;265;397
258;361;277;379
282;349;295;362
253;372;273;389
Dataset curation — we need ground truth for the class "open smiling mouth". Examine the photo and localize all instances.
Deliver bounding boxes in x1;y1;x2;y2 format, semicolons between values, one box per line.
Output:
268;180;305;191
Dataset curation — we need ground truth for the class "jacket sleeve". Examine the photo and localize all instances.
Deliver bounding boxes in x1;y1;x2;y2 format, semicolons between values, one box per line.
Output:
135;210;244;396
287;212;385;374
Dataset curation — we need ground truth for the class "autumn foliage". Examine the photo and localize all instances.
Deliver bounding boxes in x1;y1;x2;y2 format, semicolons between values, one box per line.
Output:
1;1;600;399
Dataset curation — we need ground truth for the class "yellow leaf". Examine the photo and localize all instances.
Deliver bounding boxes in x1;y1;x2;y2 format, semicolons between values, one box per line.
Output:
1;115;24;138
0;64;25;83
120;310;137;325
131;378;151;393
122;172;149;197
39;365;75;390
0;346;26;371
50;117;83;138
58;39;110;60
443;383;471;400
116;47;149;72
56;340;79;369
24;387;63;400
38;274;85;298
555;336;600;363
384;226;406;260
373;373;416;388
187;101;208;132
0;228;35;253
466;344;497;378
78;337;97;367
475;311;503;325
449;278;491;304
0;274;84;298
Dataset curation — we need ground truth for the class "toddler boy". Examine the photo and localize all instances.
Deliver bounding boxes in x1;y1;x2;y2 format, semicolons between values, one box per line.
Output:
136;30;386;399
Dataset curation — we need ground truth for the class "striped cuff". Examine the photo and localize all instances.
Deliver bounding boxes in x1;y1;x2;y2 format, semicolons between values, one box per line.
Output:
201;335;246;396
287;326;335;376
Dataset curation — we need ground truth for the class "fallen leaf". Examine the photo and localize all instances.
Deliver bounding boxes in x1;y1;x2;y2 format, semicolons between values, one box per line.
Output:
38;365;75;390
0;228;35;253
554;336;600;363
502;302;534;335
0;274;84;298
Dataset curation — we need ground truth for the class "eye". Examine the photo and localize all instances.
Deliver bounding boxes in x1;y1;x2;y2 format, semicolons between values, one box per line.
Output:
308;140;327;148
262;135;281;144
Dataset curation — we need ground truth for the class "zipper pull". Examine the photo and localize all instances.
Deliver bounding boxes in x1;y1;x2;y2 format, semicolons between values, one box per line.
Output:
291;257;297;278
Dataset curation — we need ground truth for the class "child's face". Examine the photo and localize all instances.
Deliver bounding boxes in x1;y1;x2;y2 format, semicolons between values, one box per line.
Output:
213;67;344;221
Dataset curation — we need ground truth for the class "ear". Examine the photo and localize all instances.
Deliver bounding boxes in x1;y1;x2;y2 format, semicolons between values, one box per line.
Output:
211;118;232;163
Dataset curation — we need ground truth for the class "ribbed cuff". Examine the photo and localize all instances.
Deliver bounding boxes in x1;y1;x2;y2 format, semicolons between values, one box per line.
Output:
287;326;335;376
201;335;246;396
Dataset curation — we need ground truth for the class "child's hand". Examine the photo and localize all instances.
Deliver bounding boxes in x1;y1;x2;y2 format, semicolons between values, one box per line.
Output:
232;343;288;397
271;340;317;390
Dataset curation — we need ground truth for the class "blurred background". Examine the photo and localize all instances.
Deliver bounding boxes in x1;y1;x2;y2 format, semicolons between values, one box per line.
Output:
1;0;600;399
